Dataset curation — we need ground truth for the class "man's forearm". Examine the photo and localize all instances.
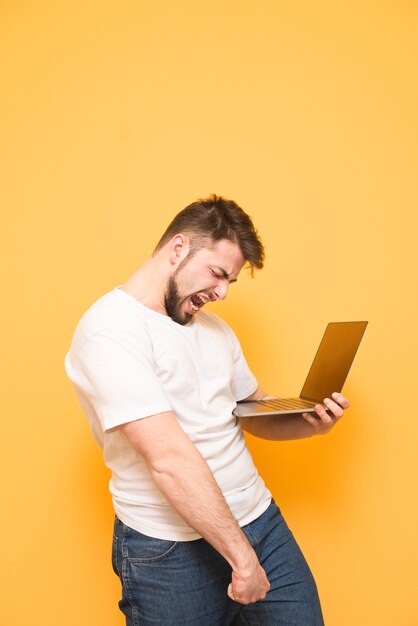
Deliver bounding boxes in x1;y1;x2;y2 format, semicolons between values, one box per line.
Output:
241;412;316;440
120;413;257;571
149;446;256;571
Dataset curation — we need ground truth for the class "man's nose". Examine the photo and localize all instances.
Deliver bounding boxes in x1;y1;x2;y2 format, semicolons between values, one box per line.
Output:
213;280;229;301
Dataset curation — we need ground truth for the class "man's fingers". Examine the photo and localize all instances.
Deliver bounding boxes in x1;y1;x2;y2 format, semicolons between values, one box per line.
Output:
229;567;270;605
302;412;320;426
315;402;335;424
323;398;344;419
302;392;350;433
332;392;350;409
302;411;332;434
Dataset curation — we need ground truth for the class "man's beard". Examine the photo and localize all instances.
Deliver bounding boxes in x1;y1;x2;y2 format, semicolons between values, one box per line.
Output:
165;273;192;325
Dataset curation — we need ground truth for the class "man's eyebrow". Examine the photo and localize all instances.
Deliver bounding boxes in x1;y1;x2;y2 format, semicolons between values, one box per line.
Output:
214;266;238;283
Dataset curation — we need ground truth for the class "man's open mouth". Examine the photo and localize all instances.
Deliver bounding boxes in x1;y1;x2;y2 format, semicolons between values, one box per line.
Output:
190;294;208;312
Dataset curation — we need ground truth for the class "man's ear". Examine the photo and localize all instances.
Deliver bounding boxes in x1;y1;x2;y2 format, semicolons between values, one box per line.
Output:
168;234;190;266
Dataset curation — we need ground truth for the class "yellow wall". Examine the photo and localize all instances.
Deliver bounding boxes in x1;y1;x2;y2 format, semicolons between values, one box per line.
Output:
1;1;417;624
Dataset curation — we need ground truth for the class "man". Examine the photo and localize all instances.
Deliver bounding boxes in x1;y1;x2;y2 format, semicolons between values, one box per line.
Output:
65;195;349;625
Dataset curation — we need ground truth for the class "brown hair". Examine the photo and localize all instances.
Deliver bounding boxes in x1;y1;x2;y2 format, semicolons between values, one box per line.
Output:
154;194;264;272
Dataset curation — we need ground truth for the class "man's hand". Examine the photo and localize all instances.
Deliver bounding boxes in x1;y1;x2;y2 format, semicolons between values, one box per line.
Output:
227;553;270;604
302;391;350;435
241;387;351;440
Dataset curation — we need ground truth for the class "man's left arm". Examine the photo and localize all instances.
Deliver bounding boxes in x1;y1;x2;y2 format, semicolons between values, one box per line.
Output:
239;386;350;440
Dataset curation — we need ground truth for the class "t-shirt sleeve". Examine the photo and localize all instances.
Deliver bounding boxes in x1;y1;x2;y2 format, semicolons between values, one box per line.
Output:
71;327;172;432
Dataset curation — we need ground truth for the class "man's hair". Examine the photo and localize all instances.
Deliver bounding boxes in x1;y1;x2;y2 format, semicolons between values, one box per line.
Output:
154;194;265;272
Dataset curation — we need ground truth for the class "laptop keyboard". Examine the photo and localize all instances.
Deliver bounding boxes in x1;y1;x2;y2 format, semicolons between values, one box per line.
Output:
258;398;318;410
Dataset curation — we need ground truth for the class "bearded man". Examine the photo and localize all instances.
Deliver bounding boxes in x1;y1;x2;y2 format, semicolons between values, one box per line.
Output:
65;195;349;625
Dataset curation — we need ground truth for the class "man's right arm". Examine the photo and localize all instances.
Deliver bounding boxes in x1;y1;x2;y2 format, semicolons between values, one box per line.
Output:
116;411;270;605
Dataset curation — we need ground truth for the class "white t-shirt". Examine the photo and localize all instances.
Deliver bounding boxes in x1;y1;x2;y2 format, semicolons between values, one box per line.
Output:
65;287;271;540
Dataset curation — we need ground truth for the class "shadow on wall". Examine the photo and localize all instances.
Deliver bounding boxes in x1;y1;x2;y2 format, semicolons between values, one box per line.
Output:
67;431;115;534
246;390;374;512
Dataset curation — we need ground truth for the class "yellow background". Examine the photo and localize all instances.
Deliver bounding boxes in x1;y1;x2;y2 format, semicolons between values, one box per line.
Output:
1;1;417;624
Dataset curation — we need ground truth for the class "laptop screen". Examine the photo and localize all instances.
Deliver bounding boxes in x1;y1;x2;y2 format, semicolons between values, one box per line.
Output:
300;321;368;403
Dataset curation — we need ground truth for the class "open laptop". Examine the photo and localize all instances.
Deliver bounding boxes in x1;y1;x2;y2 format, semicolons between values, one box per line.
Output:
233;321;368;418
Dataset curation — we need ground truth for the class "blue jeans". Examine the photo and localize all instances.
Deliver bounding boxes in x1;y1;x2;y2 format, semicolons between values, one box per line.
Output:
112;500;325;625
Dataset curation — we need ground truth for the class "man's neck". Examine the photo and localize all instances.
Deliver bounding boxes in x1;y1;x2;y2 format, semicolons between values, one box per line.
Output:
120;256;168;315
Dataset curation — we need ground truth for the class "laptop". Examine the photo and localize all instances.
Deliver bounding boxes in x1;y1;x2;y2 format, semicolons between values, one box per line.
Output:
233;321;368;418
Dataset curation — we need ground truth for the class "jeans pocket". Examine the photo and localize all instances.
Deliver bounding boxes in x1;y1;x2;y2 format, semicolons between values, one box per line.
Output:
123;525;178;563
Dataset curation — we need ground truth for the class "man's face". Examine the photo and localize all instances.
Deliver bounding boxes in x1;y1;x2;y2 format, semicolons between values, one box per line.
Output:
165;239;245;325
